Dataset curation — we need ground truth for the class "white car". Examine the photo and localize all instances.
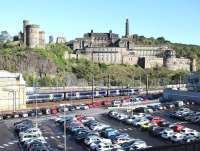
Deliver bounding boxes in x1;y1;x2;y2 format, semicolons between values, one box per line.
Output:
92;124;110;131
125;118;137;124
112;137;132;144
95;142;121;151
84;135;101;145
161;129;175;140
117;114;128;121
90;141;112;150
181;128;200;136
132;141;148;150
170;133;185;143
132;118;149;127
25;137;47;148
19;128;42;138
21;112;29;118
20;133;43;143
81;116;95;123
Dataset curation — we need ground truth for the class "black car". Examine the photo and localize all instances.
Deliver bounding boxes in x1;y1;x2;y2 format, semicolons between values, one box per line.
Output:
28;110;36;117
14;119;32;126
27;140;48;151
15;124;33;135
159;121;171;127
84;120;98;127
149;126;164;136
74;130;91;142
68;105;76;111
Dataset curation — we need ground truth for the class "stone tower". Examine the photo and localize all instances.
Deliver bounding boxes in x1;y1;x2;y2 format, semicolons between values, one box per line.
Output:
26;24;40;48
23;20;29;45
125;18;129;37
39;31;45;48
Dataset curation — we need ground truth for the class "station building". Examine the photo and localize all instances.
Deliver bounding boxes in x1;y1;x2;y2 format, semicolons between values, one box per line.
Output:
0;70;26;112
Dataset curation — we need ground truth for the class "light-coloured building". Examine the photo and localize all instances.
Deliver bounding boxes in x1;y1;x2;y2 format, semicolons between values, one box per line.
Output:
0;70;26;112
56;37;66;44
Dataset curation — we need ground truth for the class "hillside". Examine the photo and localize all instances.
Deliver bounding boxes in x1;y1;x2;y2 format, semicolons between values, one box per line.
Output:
0;36;199;87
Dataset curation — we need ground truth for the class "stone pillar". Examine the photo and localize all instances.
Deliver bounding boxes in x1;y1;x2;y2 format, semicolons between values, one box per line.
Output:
125;18;129;37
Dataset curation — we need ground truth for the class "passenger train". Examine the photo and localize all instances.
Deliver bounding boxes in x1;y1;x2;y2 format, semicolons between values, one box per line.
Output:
26;88;143;103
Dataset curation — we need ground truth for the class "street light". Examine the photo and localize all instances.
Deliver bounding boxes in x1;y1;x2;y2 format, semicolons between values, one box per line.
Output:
92;51;94;103
33;83;39;129
64;107;67;151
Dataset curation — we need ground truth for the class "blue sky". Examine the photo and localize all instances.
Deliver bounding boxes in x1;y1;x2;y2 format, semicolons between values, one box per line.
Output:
0;0;200;45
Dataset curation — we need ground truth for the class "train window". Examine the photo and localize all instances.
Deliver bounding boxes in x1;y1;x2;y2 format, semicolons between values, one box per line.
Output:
54;94;62;97
68;93;76;96
99;91;106;94
80;92;93;96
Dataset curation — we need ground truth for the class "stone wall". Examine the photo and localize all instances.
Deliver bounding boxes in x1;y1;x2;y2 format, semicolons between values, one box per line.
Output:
138;57;163;68
164;57;191;71
122;55;138;65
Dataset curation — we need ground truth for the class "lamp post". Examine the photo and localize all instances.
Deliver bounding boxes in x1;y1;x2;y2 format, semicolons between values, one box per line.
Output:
92;51;94;103
64;107;67;151
34;83;39;129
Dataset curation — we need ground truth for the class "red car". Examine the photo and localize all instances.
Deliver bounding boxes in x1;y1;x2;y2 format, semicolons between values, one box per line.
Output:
103;100;112;107
151;116;165;125
170;124;185;132
51;107;58;114
75;115;85;121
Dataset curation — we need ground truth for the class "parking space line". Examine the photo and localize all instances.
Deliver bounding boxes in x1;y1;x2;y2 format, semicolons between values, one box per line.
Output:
12;140;18;143
45;137;48;139
8;142;14;145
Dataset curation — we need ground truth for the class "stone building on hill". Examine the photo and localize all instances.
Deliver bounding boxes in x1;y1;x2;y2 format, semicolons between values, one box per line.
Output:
17;20;45;48
66;18;196;72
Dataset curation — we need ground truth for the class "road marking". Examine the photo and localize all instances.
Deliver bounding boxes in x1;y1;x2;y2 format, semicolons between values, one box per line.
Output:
56;136;61;138
8;142;14;145
118;129;122;131
128;128;132;130
124;128;128;131
0;146;4;149
50;136;55;139
13;140;18;143
3;144;8;147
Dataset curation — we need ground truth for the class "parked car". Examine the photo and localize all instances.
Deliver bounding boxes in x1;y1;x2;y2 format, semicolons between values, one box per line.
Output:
170;133;185;143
